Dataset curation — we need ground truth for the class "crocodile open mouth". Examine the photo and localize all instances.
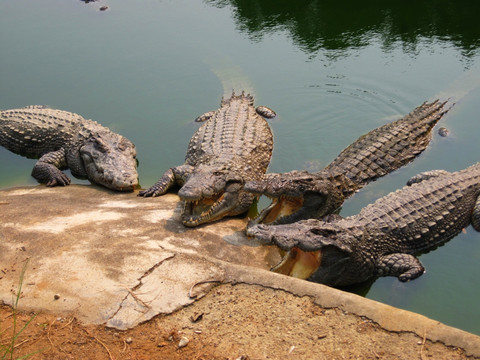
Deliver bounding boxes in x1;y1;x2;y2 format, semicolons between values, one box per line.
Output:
181;191;237;227
250;195;304;225
271;248;322;279
182;195;221;226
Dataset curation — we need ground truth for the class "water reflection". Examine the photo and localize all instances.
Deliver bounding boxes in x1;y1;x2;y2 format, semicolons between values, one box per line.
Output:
206;0;480;58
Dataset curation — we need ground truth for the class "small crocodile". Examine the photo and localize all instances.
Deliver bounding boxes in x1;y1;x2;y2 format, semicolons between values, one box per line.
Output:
139;91;275;227
245;100;450;225
247;163;480;286
0;106;138;191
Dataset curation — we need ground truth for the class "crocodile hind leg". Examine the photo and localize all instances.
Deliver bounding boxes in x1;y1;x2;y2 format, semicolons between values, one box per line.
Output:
471;195;480;231
31;148;71;187
256;106;276;119
376;253;425;282
139;165;193;197
195;106;276;122
194;111;216;123
407;170;450;186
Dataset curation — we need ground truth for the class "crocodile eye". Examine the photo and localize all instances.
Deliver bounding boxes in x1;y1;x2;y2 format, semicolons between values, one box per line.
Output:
94;138;109;153
118;138;133;152
226;179;243;187
310;228;337;238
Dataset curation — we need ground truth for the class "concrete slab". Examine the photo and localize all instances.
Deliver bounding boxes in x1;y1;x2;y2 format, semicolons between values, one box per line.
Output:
0;185;278;326
1;185;479;357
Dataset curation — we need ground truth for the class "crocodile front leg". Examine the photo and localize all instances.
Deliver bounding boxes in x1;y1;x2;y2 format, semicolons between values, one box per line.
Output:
375;253;425;282
139;165;193;197
406;170;450;186
31;148;71;187
194;111;216;123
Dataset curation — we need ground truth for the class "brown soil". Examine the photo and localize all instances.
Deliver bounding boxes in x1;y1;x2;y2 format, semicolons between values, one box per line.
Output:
0;284;474;360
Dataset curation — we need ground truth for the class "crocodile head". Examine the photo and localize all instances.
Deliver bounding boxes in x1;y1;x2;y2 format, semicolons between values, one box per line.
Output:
178;164;248;227
80;134;139;191
246;219;356;286
244;171;344;225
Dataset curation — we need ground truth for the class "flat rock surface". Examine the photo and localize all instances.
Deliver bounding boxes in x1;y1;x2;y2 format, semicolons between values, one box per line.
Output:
0;185;479;358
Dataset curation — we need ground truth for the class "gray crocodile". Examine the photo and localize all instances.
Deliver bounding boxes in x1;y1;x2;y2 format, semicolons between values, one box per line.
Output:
247;163;480;286
139;91;275;227
245;100;451;225
0;106;138;191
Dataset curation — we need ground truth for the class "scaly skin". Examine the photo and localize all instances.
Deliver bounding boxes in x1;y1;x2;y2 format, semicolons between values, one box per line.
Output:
245;100;451;225
139;91;275;227
0;106;138;191
247;162;480;286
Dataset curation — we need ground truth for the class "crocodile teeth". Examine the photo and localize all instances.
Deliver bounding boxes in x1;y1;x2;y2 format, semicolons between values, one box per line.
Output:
248;198;279;225
182;192;230;226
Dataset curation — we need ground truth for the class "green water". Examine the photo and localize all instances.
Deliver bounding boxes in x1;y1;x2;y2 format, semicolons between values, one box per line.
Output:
1;0;480;334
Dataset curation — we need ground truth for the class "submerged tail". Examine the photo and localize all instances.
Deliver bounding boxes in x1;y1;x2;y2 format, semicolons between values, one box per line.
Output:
203;53;255;97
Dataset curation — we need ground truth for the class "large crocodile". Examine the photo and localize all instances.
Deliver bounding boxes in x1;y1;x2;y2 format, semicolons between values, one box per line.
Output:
139;91;275;227
0;106;138;191
245;100;450;225
247;163;480;286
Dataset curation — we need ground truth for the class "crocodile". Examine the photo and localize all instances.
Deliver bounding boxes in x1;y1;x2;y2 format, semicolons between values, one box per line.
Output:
245;100;451;225
139;91;275;227
0;105;138;191
246;163;480;286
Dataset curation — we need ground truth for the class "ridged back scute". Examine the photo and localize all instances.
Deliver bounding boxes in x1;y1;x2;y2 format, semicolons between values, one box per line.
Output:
0;107;86;158
185;93;273;181
353;163;480;252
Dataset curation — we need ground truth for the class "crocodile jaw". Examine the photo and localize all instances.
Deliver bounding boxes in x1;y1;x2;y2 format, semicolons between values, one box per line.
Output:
181;191;238;227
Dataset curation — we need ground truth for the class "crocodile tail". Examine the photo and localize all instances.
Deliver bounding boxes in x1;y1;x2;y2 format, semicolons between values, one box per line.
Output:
399;99;451;133
324;100;451;189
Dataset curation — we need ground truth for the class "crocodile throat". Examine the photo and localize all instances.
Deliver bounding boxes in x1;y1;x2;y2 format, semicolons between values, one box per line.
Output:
271;248;322;279
251;195;304;225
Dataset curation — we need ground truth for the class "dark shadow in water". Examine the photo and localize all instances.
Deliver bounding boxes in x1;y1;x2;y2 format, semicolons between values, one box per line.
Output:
206;0;480;59
338;279;376;297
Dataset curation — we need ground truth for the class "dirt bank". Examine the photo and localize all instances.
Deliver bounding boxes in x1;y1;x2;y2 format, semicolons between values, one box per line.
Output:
1;284;475;359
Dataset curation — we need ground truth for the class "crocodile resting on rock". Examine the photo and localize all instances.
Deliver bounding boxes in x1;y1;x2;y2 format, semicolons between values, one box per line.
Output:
0;106;138;191
247;163;480;286
139;92;275;227
245;100;451;225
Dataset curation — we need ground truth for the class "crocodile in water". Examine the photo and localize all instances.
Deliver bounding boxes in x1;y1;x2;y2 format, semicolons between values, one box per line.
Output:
0;106;138;191
247;163;480;286
245;100;451;225
139;91;275;227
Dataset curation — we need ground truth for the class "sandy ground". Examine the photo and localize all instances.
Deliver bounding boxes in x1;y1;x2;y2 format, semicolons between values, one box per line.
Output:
1;284;475;360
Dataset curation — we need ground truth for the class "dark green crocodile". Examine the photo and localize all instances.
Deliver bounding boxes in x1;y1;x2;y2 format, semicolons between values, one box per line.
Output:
139;91;275;227
0;106;138;191
246;163;480;286
245;100;451;225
